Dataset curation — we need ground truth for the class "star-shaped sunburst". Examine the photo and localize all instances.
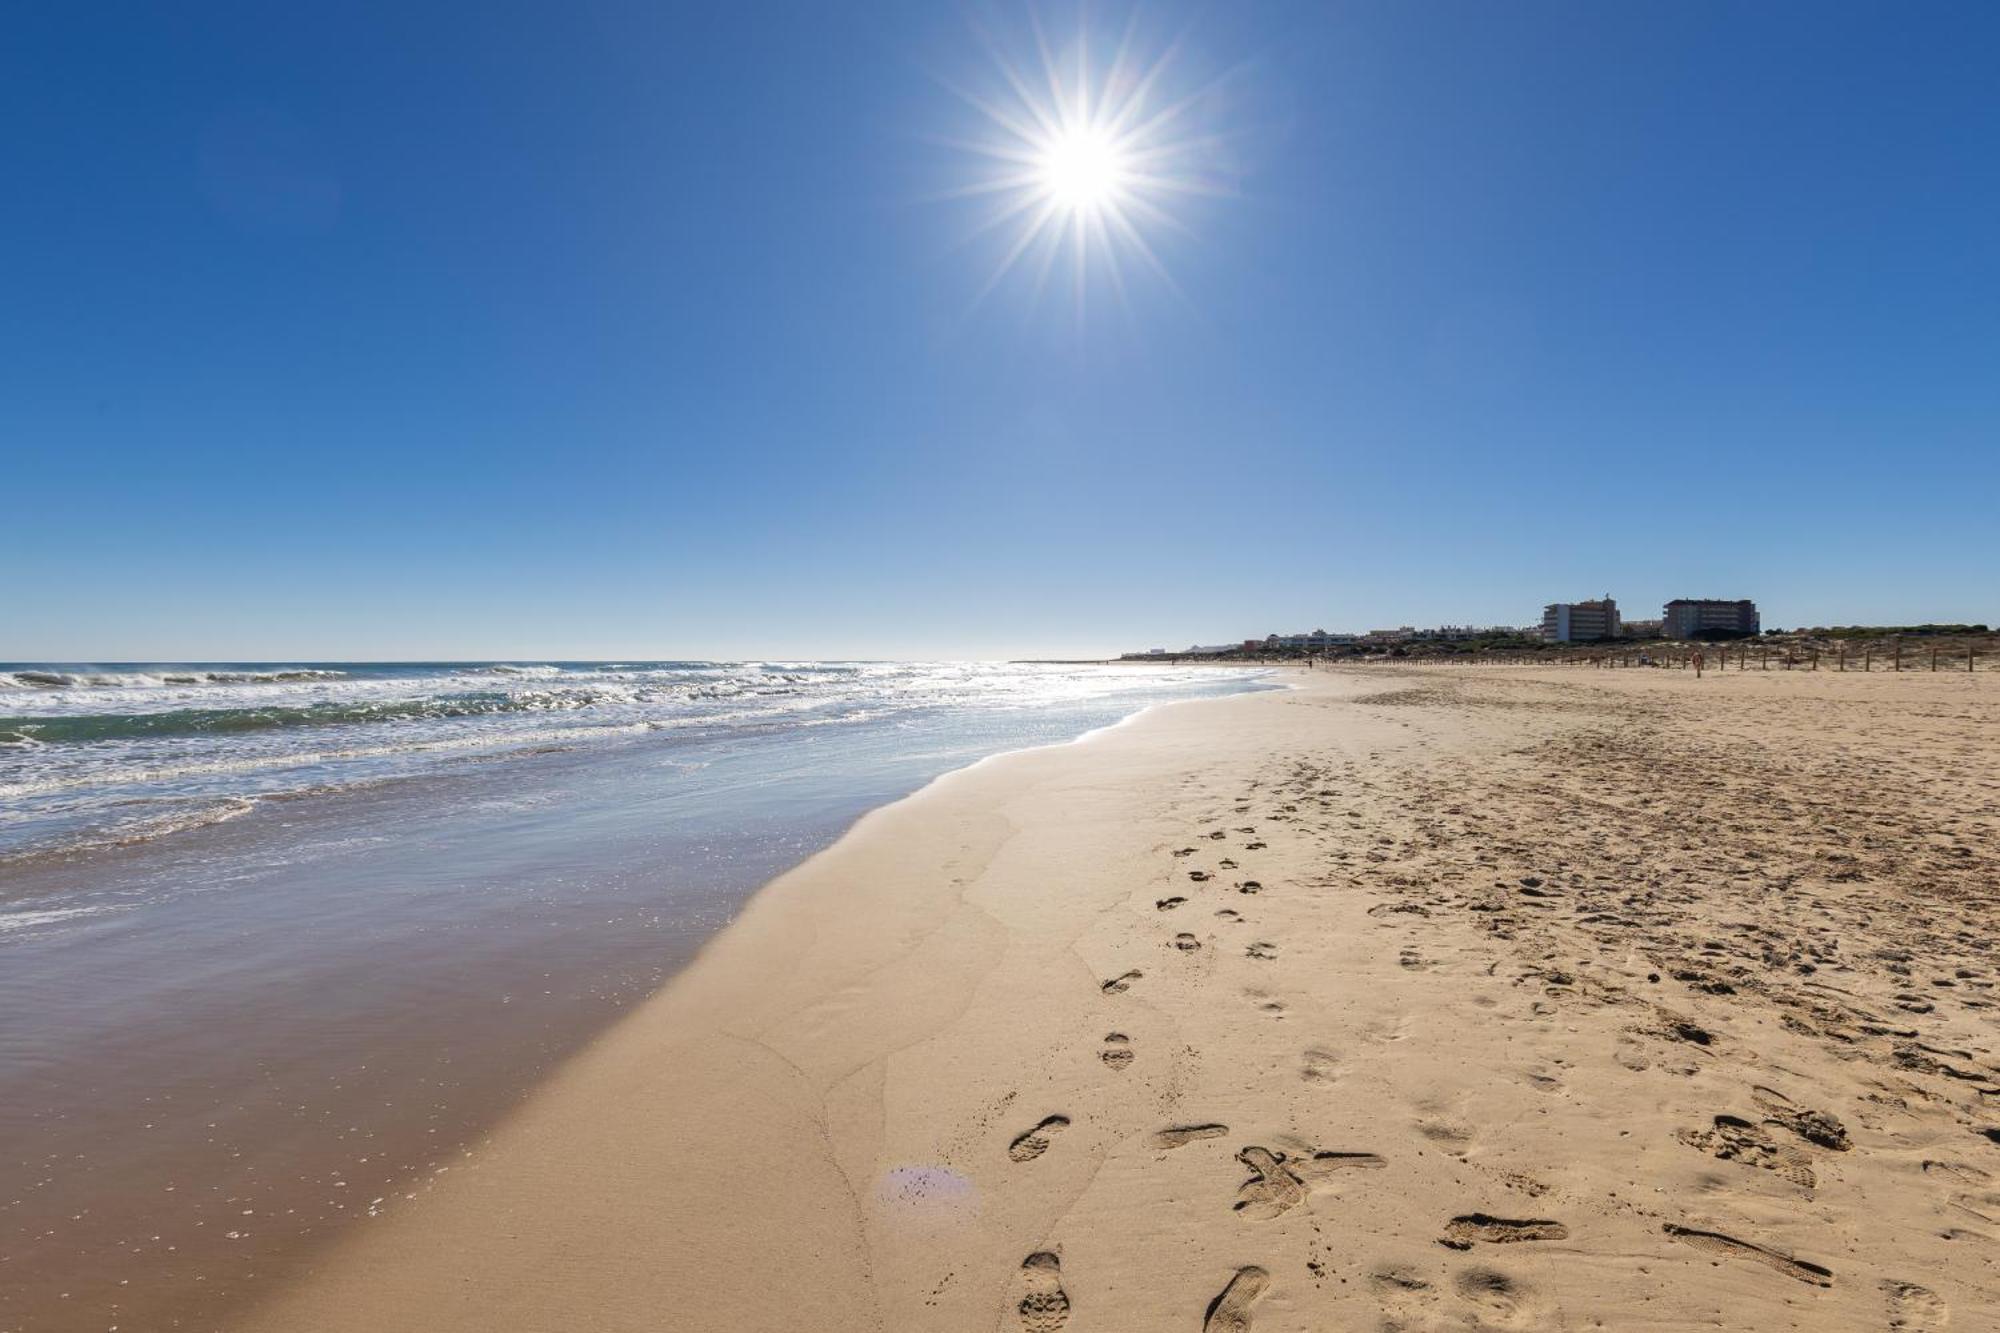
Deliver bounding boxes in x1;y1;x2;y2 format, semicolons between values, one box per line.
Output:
937;12;1236;317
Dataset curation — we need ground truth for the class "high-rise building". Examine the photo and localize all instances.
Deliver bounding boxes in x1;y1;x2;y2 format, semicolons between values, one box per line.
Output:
1663;598;1760;638
1540;596;1619;642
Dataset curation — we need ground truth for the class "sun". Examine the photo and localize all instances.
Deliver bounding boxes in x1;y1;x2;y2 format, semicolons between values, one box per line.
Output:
1036;127;1129;213
935;12;1238;315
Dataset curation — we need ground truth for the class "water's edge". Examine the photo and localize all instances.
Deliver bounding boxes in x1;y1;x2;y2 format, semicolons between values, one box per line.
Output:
0;666;1275;1333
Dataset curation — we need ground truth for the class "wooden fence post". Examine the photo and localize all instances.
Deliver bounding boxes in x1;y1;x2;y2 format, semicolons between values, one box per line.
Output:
1895;640;1903;671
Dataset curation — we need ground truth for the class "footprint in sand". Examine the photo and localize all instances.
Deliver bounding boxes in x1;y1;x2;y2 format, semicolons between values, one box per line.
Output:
1234;1147;1306;1218
1370;1266;1438;1328
1189;870;1213;883
1174;933;1203;952
1926;1158;1991;1185
1883;1278;1949;1330
1238;880;1263;895
1173;847;1197;857
1101;970;1142;995
1016;1252;1071;1331
1948;1189;2000;1224
1750;1086;1851;1151
1245;841;1267;850
1207;830;1228;841
1663;1223;1833;1287
1677;1115;1816;1189
1646;1013;1717;1048
1246;941;1278;960
1495;1170;1551;1199
1156;896;1187;911
1215;908;1241;921
1152;1123;1229;1149
1440;1214;1568;1248
1613;1035;1653;1072
1100;1032;1134;1069
1008;1115;1070;1163
1453;1267;1540;1328
1219;858;1239;869
1416;1118;1474;1151
1234;1145;1386;1219
1202;1265;1269;1333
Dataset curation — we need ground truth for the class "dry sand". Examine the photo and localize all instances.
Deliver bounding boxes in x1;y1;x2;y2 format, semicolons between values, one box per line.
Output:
238;665;2000;1331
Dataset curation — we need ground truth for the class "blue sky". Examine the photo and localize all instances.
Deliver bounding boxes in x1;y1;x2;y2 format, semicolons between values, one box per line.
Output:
6;1;1996;659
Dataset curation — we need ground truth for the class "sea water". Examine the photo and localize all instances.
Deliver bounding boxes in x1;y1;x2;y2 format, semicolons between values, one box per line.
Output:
0;659;1268;1329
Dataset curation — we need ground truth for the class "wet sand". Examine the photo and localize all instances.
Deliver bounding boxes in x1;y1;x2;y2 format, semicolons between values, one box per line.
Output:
0;761;756;1333
239;665;1999;1330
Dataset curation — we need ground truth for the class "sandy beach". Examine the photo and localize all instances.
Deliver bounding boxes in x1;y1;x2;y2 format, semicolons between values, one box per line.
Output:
236;664;2000;1332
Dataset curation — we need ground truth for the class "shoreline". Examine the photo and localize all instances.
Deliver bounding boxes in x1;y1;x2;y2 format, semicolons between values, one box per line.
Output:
235;670;1332;1332
1;668;1272;1333
240;665;1996;1331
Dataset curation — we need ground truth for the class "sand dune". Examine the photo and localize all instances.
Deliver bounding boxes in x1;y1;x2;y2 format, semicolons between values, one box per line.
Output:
238;666;2000;1331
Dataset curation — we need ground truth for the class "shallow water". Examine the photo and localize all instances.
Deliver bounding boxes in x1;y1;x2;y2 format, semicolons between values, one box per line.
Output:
0;661;1267;1331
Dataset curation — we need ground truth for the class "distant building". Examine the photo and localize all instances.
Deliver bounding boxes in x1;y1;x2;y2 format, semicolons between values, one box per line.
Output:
1122;643;1240;659
1623;619;1665;639
1663;598;1760;639
1411;624;1526;641
1541;596;1620;642
1247;629;1357;653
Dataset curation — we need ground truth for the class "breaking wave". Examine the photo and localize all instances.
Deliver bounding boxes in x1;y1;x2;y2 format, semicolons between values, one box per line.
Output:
0;659;1266;862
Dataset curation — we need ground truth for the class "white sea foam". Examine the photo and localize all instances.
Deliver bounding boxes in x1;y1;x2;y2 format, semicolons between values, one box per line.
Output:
0;796;264;865
0;660;1268;862
0;903;128;934
0;667;349;692
479;664;563;678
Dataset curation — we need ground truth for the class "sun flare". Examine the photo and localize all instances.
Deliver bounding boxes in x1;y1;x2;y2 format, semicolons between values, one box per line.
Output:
1036;128;1129;212
939;15;1236;315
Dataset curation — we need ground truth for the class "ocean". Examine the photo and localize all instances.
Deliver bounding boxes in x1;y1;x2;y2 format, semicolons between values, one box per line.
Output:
0;659;1269;1330
0;659;1269;871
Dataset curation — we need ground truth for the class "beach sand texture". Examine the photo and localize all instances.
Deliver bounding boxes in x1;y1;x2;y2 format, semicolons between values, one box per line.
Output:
238;666;2000;1331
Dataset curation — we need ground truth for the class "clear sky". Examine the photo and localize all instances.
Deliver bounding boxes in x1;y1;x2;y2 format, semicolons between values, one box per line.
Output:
6;1;1997;660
